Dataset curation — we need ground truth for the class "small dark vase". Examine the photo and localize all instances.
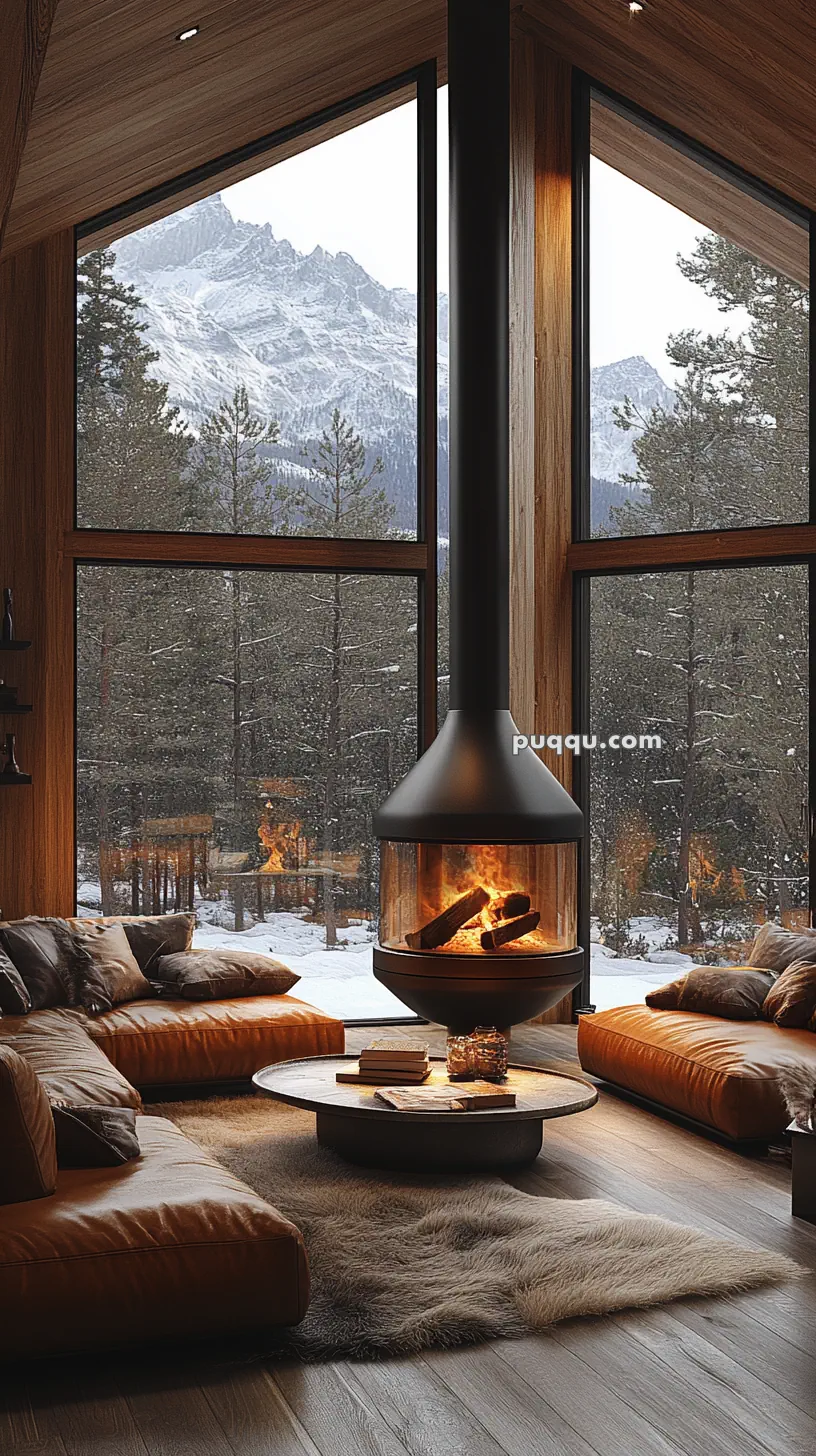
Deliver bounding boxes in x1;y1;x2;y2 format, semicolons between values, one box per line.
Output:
2;733;22;777
1;588;13;643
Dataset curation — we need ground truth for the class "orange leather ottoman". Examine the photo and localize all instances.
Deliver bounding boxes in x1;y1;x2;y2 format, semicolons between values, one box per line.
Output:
0;1008;141;1109
577;1004;816;1142
88;994;345;1087
0;1115;308;1359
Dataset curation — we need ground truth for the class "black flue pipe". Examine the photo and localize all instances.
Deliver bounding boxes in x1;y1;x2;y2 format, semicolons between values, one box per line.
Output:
448;0;511;712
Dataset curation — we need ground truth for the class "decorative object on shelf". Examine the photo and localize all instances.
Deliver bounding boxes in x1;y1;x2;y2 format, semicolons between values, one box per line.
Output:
446;1032;475;1080
2;588;13;643
0;733;30;784
472;1026;509;1082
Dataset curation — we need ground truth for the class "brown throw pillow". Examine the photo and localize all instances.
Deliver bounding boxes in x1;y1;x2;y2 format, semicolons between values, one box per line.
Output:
152;948;299;1001
0;918;111;1014
646;966;774;1020
117;914;195;973
748;922;816;976
52;1104;140;1168
0;945;32;1015
72;922;153;1006
762;958;816;1029
0;1045;57;1204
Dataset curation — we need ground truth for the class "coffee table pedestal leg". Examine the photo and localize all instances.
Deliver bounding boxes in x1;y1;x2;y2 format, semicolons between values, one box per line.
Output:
315;1110;543;1172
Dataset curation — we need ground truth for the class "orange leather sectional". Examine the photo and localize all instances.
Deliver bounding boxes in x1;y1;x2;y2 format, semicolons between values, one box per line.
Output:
0;973;344;1359
578;1003;816;1142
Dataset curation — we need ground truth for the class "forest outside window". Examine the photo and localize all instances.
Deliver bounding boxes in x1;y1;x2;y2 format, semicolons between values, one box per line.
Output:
588;93;809;539
76;94;426;539
76;565;418;1020
587;564;808;1012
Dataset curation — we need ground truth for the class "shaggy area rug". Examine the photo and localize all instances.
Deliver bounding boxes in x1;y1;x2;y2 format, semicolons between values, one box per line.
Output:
155;1095;802;1361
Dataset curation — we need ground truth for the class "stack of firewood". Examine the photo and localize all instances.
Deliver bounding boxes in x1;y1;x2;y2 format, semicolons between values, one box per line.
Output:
406;887;540;952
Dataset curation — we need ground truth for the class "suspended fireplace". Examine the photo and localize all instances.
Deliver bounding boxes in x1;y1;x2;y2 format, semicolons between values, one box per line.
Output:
373;0;584;1033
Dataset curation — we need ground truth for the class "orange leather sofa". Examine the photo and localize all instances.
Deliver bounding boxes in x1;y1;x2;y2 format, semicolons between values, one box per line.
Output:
577;1003;816;1144
0;951;344;1358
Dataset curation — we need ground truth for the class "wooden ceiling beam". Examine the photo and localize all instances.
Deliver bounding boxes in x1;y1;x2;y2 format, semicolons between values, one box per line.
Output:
0;0;59;249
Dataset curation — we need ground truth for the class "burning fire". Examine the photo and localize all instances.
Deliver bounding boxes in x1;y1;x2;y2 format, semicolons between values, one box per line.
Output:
405;843;555;954
258;806;302;873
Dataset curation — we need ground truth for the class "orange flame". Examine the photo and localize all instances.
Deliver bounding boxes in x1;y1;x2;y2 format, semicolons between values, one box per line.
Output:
258;808;302;873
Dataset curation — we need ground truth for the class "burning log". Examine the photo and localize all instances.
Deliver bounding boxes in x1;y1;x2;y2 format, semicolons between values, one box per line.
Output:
406;885;490;950
480;909;540;951
489;892;530;923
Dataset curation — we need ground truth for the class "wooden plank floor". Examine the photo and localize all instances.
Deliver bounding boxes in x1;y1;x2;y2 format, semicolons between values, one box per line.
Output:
2;1022;815;1456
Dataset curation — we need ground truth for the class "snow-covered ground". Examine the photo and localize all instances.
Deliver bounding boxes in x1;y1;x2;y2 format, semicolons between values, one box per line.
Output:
589;915;694;1011
193;910;406;1020
76;889;696;1019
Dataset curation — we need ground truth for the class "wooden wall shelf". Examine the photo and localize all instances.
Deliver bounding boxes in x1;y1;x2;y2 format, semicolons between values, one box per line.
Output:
0;640;31;650
0;704;32;714
0;773;32;785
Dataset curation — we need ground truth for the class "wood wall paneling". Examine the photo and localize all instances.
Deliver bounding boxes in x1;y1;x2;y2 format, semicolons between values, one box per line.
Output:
525;0;816;218
0;231;75;919
591;98;809;288
3;0;446;257
0;0;59;248
509;27;575;1021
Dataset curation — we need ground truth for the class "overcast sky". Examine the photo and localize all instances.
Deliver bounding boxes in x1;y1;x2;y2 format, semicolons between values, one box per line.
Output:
223;92;747;388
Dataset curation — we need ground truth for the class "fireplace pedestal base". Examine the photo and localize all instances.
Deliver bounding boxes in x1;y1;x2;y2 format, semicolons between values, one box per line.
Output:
373;945;584;1032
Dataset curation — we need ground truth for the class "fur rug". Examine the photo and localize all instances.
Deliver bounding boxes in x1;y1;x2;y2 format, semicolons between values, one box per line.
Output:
155;1095;802;1361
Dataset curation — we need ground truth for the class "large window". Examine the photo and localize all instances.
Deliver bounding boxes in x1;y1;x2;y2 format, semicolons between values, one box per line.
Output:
588;95;809;539
578;87;813;1012
589;566;808;1010
76;565;417;1019
74;69;440;1021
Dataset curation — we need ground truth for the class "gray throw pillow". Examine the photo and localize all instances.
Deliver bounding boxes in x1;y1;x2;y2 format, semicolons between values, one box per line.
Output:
153;948;299;1001
52;1104;140;1169
69;913;195;974
748;921;816;976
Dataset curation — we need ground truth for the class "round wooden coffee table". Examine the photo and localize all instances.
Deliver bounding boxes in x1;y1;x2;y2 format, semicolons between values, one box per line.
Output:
253;1055;598;1171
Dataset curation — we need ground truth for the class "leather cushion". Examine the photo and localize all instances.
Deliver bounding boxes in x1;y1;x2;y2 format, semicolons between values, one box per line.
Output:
578;1003;816;1141
73;922;153;1005
646;965;774;1019
69;914;195;974
53;1104;140;1168
0;945;31;1015
153;948;299;1001
0;918;111;1014
0;1115;309;1358
748;921;816;975
762;958;816;1029
0;1045;57;1205
0;1007;141;1110
88;994;345;1086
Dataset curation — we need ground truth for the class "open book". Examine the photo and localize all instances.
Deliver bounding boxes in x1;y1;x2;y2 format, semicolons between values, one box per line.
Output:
375;1081;516;1112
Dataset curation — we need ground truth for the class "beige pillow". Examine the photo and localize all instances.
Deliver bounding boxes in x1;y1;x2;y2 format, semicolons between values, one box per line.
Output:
73;922;153;1006
0;1044;57;1204
748;922;816;976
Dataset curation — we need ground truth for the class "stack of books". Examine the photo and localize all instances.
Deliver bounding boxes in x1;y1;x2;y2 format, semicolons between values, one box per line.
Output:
336;1037;431;1085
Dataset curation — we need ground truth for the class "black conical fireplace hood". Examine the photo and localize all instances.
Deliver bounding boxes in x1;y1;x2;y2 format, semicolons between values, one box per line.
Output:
373;0;583;846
